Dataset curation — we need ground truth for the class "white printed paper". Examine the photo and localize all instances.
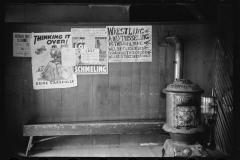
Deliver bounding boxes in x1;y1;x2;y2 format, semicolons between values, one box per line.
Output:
61;48;76;66
31;32;77;90
13;33;31;57
71;28;108;74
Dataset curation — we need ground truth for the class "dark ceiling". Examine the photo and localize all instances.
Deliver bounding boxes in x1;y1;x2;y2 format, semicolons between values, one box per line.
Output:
130;4;217;22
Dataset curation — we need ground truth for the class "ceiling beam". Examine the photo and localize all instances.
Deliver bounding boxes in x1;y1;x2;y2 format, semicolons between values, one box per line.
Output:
180;4;207;21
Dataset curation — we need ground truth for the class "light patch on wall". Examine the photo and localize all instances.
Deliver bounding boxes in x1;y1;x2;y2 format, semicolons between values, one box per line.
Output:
89;4;130;13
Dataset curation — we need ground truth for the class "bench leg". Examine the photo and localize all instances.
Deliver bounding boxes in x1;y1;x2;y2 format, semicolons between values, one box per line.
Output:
26;136;33;157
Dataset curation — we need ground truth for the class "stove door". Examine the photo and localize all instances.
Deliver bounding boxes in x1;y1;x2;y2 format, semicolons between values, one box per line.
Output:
174;106;198;127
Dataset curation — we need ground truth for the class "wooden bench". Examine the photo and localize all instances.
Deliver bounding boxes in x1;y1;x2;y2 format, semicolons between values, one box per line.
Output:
23;120;166;156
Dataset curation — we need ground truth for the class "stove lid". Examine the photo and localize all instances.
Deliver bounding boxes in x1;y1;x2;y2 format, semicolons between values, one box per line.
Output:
163;79;204;93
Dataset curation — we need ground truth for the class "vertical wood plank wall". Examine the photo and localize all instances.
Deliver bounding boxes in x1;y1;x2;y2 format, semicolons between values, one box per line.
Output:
4;23;217;150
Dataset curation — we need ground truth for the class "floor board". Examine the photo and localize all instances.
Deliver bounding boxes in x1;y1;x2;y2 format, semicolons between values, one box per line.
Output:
26;146;163;157
7;145;227;158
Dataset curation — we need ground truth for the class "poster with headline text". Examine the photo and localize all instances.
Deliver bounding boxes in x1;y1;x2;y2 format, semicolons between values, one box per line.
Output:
107;26;152;62
31;32;77;90
71;28;108;74
13;33;31;57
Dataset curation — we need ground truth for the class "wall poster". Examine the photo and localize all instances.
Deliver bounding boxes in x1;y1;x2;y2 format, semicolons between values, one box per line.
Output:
107;26;152;62
31;32;77;90
13;33;31;57
71;28;108;74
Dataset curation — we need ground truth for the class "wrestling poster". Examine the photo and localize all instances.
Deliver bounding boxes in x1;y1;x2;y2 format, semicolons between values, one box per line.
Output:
30;32;77;90
71;28;108;74
107;26;152;62
13;33;31;57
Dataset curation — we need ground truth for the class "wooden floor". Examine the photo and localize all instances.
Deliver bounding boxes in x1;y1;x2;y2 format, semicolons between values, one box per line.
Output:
21;146;163;157
12;146;227;158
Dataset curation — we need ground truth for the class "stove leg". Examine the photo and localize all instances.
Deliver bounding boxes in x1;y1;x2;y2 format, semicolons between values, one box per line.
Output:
26;136;33;157
162;148;165;157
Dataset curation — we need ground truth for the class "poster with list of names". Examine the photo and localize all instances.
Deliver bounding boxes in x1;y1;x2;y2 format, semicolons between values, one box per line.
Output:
106;26;152;62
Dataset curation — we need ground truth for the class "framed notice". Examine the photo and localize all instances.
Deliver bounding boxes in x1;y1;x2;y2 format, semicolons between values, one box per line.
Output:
107;26;152;62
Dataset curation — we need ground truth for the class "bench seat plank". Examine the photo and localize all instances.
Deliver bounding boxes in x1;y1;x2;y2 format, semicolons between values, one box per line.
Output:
23;120;165;136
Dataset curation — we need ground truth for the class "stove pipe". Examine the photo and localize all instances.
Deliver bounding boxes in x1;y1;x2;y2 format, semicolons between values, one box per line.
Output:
165;36;184;80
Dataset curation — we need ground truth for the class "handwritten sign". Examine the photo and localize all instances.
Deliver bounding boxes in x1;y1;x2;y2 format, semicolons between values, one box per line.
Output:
107;26;152;62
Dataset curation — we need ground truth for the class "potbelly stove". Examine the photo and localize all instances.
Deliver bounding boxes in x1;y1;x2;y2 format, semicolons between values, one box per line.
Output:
161;35;208;157
162;79;208;157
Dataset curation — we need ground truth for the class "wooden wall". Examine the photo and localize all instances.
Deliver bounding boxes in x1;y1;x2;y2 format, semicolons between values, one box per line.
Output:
5;4;130;23
4;23;217;151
